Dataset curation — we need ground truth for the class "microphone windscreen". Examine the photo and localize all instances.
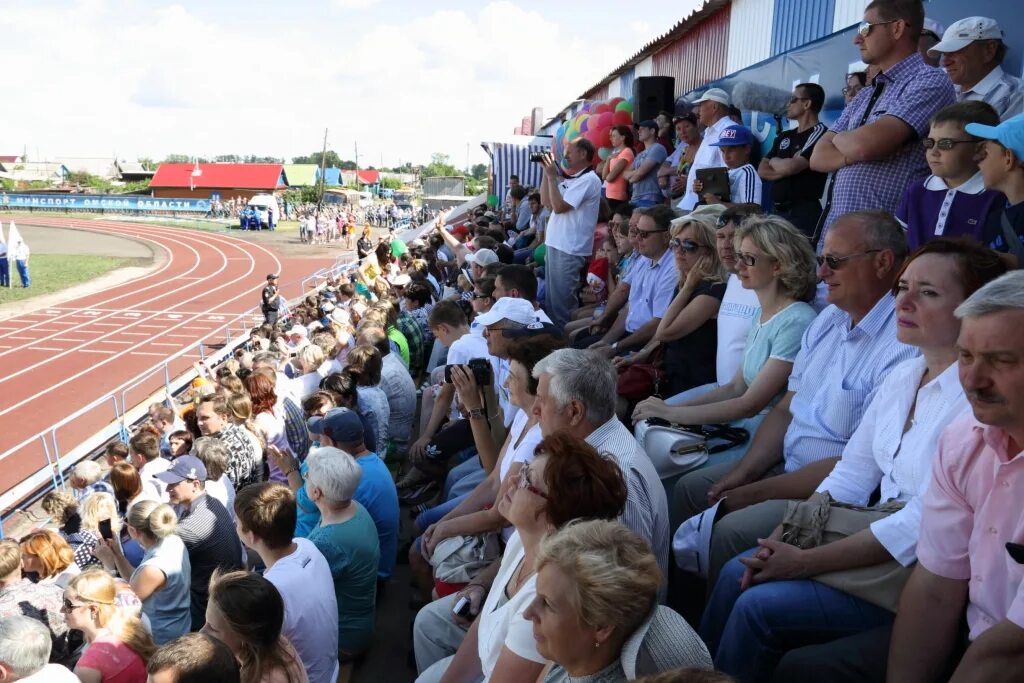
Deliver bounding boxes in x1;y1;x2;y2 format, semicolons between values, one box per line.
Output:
731;81;792;118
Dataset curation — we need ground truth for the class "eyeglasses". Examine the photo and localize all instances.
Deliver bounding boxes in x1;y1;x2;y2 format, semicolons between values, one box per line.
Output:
471;292;492;300
816;250;881;270
635;229;668;240
670;238;701;253
515;466;548;499
857;19;898;37
922;138;977;151
62;598;87;612
841;87;859;96
736;252;771;267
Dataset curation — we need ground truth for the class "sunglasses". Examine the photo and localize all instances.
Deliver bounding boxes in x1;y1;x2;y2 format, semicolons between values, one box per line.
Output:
857;19;898;37
635;228;668;240
816;249;881;270
670;238;701;253
922;138;977;151
62;598;88;612
515;466;548;499
736;252;769;267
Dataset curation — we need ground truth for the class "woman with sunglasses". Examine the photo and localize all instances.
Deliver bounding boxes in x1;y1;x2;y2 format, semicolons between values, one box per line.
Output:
632;216;817;463
414;433;627;683
469;275;496;321
65;569;156;683
614;213;728;400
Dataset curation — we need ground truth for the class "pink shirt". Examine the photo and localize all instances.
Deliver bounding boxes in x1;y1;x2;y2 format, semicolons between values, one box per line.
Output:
77;635;148;683
917;414;1024;640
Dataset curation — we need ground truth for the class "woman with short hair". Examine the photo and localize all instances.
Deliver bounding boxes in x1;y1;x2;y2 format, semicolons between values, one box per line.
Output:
525;520;711;682
202;570;307;683
19;530;80;588
414;433;628;683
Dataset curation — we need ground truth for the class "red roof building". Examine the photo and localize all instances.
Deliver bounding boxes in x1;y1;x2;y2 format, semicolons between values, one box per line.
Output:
356;169;380;185
150;163;285;200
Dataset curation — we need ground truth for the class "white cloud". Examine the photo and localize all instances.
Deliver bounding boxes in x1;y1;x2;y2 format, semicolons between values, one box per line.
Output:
0;1;631;169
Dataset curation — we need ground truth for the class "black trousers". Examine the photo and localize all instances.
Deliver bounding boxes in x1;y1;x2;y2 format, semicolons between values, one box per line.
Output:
776;199;824;240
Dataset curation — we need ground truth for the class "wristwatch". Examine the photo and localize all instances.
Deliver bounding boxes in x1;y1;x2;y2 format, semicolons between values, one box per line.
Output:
611;341;619;351
468;408;487;420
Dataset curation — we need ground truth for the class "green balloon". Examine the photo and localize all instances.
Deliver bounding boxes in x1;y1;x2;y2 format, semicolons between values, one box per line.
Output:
533;244;546;267
487;194;498;208
567;130;579;141
615;100;633;113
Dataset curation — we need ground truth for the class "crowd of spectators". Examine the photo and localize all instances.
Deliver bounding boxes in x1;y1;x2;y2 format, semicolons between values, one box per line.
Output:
2;3;1024;683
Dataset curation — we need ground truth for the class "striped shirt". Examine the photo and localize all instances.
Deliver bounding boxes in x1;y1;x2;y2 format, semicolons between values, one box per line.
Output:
726;163;762;205
783;295;919;472
958;65;1023;121
585;418;670;582
177;493;244;629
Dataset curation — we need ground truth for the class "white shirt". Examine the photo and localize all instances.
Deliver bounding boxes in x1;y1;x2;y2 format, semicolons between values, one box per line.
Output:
957;65;1024;120
816;357;969;566
19;664;79;682
476;532;546;677
497;413;543;542
140;458;172;502
716;274;759;385
265;538;340;683
544;170;603;257
678;117;732;211
624;249;679;334
205;475;236;520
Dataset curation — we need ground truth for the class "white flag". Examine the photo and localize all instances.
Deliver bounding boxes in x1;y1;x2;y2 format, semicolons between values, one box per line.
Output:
6;220;21;288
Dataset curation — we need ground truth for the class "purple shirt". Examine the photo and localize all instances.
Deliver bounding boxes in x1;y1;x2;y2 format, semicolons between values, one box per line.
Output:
821;52;955;247
896;173;1003;251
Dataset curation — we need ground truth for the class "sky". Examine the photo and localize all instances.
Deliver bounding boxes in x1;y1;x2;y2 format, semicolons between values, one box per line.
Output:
1;0;704;170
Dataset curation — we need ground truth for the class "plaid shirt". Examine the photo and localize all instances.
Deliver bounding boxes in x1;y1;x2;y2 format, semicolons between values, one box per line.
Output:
396;311;425;378
820;52;955;247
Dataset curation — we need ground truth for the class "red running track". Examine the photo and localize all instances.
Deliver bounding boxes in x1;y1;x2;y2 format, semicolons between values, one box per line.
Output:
0;217;334;506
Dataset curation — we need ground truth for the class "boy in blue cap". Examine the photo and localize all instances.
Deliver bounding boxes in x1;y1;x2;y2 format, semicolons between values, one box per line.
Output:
700;124;762;207
970;112;1024;263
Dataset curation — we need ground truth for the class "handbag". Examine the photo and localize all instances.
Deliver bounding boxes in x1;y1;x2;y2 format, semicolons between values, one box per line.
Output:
430;533;501;585
616;348;666;402
781;491;914;613
635;418;749;480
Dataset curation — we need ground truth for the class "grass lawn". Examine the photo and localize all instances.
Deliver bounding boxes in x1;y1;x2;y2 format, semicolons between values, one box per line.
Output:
0;254;145;303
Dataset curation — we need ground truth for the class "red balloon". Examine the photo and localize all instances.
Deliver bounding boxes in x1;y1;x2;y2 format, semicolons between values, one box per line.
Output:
612;110;633;127
608;97;624;106
597;112;614;128
594;103;613;115
595;126;612;149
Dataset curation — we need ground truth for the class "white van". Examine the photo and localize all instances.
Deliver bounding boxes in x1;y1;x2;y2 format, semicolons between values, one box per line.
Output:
247;194;281;228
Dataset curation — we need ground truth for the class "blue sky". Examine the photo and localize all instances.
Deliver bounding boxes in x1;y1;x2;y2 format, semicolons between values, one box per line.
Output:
0;0;702;168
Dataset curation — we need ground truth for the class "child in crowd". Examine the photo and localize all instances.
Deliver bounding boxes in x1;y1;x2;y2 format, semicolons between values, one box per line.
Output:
701;125;762;207
896;101;1003;250
968;111;1024;262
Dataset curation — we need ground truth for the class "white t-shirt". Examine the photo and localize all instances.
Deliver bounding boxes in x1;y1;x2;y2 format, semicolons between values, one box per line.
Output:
726;163;762;204
476;531;546;677
20;664;79;682
264;538;340;683
205;475;236;521
497;413;543;543
544;170;602;257
140;458;172;502
292;371;323;402
716;274;759;385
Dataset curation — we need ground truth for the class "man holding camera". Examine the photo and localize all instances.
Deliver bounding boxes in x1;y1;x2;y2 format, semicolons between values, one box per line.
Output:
539;139;602;331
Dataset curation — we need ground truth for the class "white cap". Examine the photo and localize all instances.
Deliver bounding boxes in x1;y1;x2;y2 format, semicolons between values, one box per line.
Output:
331;307;351;325
392;273;412;286
466;248;498;267
929;16;1004;56
672;499;723;578
692;87;731;107
286;324;308;337
473;297;540;327
321;301;335;313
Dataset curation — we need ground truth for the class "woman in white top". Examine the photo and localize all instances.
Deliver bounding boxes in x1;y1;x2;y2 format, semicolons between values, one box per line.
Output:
632;216;819;460
700;238;1008;682
414;433;628;683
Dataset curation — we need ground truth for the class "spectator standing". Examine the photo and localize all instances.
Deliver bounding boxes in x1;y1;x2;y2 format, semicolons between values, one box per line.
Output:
146;633;240;683
130;431;171;502
344;345;391;453
539;139;603;330
0;232;7;288
895;101;1004;250
758;84;829;237
810;0;956;251
67;492;121;570
243;372;294;483
600;125;635;213
660;115;701;202
13;238;29;288
194;396;261;490
625;120;669;208
68;460;114;501
233;484;339;683
19;531;80;589
356;326;415;460
261;274;281;327
155;456;243;630
0;540;67;661
843;72;867;105
0;615;77;682
927;16;1023;120
678;88;733;212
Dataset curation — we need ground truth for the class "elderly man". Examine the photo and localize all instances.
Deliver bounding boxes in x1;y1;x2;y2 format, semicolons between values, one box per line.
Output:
928;16;1023;120
577;205;678;356
0;615;77;682
810;0;955;251
539;139;603;331
678;88;733;212
674;210;919;586
532;348;670;578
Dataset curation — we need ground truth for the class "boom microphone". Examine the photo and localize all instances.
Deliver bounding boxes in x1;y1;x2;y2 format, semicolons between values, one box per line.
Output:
731;81;792;118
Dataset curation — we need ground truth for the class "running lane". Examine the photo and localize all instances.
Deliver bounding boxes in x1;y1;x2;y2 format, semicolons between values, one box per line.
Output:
0;217;334;505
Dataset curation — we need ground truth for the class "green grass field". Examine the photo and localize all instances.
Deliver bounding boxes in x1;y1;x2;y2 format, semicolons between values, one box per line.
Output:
0;254;145;303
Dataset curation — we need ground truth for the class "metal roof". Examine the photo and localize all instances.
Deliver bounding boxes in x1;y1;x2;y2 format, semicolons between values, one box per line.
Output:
151;163;285;190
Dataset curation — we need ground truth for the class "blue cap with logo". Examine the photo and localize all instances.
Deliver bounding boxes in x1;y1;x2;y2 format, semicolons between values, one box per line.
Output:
966;112;1024;165
307;407;364;443
155;455;207;484
710;125;754;147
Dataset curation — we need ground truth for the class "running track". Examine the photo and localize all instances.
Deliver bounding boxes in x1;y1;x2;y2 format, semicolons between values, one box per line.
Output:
0;217;334;505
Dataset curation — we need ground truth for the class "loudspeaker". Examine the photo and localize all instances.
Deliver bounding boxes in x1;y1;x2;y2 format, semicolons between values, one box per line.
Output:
632;76;676;123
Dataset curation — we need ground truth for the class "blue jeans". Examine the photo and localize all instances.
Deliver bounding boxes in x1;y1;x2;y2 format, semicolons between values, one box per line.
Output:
445;457;485;500
514;247;534;264
16;259;29;287
701;551;895;683
544;246;588;331
665;382;719;406
0;259;8;287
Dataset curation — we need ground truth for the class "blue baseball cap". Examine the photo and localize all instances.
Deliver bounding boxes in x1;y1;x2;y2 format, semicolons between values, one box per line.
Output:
307;407;364;443
966;112;1024;164
155;455;207;484
711;125;754;147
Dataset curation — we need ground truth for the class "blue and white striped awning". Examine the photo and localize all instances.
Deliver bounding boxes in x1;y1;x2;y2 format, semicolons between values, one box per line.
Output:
483;135;553;196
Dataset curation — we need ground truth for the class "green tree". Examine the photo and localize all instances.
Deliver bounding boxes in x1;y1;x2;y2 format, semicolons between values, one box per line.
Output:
215;154;241;163
470;163;488;180
380;176;402;190
162;154;192;163
424;153;460;178
137;157;155;171
292;150;347;167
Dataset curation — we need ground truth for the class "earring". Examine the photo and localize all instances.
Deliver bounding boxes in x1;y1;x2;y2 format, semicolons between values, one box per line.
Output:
593;641;600;649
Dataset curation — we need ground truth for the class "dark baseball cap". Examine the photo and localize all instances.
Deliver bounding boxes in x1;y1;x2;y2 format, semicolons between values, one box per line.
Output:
154;455;207;484
636;119;659;130
307;408;364;443
267;273;279;280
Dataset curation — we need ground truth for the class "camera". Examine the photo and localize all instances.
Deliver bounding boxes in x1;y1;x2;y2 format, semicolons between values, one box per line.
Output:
444;358;493;386
529;152;548;163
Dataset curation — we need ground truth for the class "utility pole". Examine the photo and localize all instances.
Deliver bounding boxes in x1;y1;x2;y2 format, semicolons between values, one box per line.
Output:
315;128;328;218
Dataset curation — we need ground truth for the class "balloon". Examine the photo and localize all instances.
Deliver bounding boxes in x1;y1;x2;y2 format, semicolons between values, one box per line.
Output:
615;100;633;113
597;112;614;128
487;194;498;208
612;110;633;127
608;97;624;106
579;117;590;133
598;147;611;160
567;130;579;141
595;103;613;114
595;126;612;149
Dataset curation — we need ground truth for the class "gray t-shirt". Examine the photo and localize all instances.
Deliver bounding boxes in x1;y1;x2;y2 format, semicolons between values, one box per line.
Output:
630;143;668;204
